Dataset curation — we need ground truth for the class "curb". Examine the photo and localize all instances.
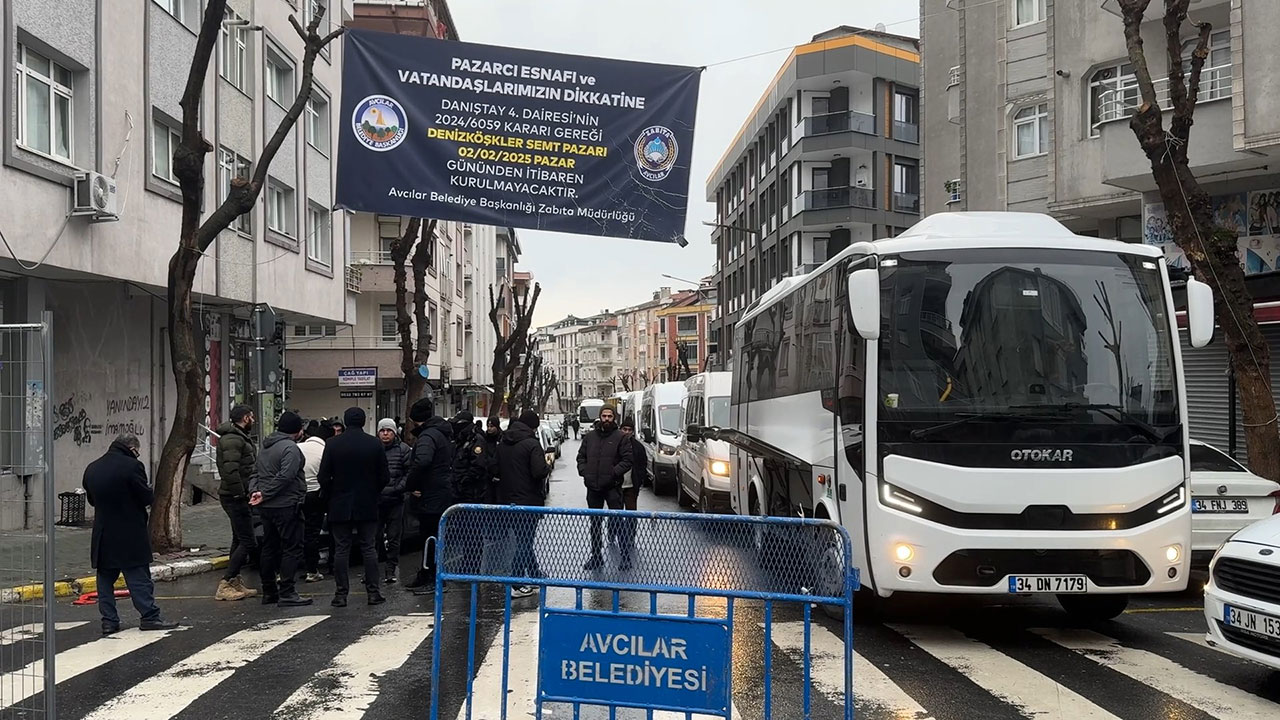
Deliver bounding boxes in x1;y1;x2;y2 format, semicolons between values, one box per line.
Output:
0;555;230;604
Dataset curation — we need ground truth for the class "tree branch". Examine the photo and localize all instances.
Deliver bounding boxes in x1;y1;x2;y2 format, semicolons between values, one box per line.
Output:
1172;19;1213;147
1117;0;1160;112
411;219;438;377
1163;0;1192;119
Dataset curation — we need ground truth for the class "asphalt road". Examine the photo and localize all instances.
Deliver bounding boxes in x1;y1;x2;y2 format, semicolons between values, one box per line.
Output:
2;436;1279;719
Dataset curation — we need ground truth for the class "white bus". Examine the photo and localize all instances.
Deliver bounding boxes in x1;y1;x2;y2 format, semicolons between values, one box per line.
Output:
719;213;1215;620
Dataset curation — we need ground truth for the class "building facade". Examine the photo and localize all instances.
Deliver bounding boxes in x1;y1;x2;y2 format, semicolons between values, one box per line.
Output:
0;0;354;521
614;287;672;389
656;289;714;380
577;317;618;399
706;26;923;371
922;0;1280;457
541;314;592;411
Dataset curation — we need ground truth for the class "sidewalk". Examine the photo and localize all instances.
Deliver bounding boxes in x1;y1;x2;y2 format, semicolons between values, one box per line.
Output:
0;500;232;602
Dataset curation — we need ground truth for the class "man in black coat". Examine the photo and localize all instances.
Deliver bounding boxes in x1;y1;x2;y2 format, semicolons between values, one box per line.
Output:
317;407;391;607
82;434;178;635
576;404;632;571
403;398;455;591
496;410;550;594
375;417;411;584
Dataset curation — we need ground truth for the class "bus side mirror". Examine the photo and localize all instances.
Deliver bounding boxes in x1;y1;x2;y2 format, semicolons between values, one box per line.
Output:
847;268;881;341
1186;277;1214;348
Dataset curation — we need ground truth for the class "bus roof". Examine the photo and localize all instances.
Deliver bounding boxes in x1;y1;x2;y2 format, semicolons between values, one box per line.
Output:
738;212;1165;326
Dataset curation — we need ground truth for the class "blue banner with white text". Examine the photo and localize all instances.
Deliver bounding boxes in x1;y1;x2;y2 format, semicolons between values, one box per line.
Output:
335;28;702;245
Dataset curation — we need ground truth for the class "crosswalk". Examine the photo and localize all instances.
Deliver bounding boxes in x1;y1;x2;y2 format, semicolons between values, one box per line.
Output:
2;607;1280;719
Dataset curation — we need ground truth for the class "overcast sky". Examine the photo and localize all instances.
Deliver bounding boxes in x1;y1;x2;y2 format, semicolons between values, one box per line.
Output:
447;0;919;327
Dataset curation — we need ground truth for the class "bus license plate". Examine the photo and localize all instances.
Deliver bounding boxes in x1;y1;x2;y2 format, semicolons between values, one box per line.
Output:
1224;605;1280;640
1008;575;1088;594
1192;498;1249;513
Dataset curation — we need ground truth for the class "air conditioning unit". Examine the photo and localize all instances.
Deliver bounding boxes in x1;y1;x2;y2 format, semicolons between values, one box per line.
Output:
73;171;119;221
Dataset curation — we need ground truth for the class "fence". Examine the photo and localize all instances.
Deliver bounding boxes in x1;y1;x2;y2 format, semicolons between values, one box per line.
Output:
0;317;56;718
429;505;857;720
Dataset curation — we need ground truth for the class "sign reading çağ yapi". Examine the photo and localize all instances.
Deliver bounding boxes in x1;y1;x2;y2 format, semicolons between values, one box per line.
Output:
335;28;701;245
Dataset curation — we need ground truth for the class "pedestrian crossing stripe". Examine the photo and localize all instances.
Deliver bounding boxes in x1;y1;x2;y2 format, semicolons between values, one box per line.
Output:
4;611;1280;719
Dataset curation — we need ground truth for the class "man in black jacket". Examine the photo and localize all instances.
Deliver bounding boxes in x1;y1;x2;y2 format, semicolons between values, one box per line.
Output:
496;410;551;595
214;404;258;600
249;412;312;607
452;411;495;504
614;417;649;570
404;398;455;591
376;418;410;584
83;434;178;635
317;407;391;607
576;404;632;571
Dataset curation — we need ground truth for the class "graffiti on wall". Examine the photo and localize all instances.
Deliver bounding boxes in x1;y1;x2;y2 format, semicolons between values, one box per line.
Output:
103;394;151;439
53;393;103;447
1144;190;1280;275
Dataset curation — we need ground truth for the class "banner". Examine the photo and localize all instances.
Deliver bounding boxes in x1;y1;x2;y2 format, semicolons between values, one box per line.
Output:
335;28;701;244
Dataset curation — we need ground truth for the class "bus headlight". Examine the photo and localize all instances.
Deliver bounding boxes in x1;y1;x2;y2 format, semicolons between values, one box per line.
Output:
881;482;924;515
709;460;730;477
1156;487;1186;515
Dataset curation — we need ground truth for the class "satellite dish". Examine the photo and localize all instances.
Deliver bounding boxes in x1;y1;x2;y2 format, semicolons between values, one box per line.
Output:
874;22;886;32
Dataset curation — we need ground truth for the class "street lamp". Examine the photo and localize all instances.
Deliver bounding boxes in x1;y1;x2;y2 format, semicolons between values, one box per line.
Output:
702;220;760;237
661;273;702;286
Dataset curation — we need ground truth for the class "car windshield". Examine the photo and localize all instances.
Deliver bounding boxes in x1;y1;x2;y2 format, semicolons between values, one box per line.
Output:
878;248;1180;445
708;396;730;427
658;404;682;435
1190;444;1246;472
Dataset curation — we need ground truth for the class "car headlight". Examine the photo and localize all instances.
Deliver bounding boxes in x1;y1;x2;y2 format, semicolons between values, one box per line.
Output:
709;460;730;477
659;446;677;456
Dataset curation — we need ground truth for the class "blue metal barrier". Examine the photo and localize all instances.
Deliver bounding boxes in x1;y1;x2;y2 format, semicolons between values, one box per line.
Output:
428;505;858;720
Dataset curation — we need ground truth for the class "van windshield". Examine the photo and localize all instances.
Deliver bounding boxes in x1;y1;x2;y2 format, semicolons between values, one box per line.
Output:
658;404;682;435
708;396;730;427
579;404;601;423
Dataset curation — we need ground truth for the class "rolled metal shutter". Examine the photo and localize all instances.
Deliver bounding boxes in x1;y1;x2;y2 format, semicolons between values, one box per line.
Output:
1233;324;1280;460
1180;329;1231;451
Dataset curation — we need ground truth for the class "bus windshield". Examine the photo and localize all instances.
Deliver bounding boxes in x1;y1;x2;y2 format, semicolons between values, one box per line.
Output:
878;248;1179;443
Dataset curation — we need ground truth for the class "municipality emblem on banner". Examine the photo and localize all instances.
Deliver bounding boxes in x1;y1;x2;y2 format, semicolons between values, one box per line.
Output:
634;126;678;182
353;95;408;152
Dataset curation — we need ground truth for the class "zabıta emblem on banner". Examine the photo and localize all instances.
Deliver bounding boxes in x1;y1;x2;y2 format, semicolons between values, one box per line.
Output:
334;28;702;245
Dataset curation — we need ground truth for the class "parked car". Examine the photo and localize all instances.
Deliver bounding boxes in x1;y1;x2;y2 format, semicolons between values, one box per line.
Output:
677;372;733;513
1203;511;1280;672
1190;440;1280;567
537;422;561;462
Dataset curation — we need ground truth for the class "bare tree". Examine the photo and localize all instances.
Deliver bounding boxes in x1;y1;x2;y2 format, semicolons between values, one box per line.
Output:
1117;0;1279;479
615;370;633;392
488;281;542;421
537;367;559;413
389;218;438;405
151;2;342;550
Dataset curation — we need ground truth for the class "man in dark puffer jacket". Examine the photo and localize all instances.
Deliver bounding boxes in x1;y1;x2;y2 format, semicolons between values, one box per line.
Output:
376;418;411;584
214;405;258;599
404;399;455;591
576;404;632;571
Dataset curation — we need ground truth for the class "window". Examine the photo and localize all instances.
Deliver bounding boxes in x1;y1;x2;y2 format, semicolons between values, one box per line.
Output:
265;178;296;237
293;324;336;337
155;0;197;26
894;91;919;125
1012;103;1049;158
428;301;438;350
1012;0;1044;27
1089;62;1138;132
1189;443;1247;473
380;305;398;343
15;45;73;162
676;315;697;334
152;119;182;184
306;91;329;153
377;215;401;258
219;9;249;91
306;203;331;267
1117;215;1142;243
812;95;830;116
266;48;294;106
456;319;464;356
218;147;252;234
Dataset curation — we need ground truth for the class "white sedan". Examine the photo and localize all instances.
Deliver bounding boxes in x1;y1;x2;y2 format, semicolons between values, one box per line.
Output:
1204;512;1280;671
1190;440;1280;567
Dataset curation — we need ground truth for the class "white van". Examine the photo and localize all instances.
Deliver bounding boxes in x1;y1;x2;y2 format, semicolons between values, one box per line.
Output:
677;372;733;512
617;391;643;426
577;398;604;426
640;382;687;495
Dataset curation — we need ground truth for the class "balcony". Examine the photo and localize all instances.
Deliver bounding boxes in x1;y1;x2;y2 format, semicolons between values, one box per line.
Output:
803;186;875;212
352;249;393;264
893;121;920;144
1093;64;1232;127
464;309;473;330
893;192;921;214
804;110;876;137
344;266;362;294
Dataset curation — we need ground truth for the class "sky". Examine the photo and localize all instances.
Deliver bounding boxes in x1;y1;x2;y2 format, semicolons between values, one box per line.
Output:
446;0;919;327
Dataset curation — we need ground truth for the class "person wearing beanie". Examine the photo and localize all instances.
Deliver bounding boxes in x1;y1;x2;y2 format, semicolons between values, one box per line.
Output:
317;407;391;607
376;417;411;584
495;410;551;597
248;411;312;606
403;397;455;591
576;404;632;571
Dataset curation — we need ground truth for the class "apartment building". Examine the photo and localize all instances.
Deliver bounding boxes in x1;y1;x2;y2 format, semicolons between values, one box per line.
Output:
577;317;618;399
0;0;353;512
707;26;923;370
541;315;593;411
922;0;1280;456
656;288;714;378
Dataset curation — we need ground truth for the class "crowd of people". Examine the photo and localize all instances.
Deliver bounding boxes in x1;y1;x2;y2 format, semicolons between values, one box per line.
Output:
79;398;647;631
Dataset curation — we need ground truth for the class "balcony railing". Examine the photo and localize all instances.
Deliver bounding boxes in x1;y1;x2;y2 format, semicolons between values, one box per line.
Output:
804;110;876;137
344;266;362;294
893;192;921;214
352;249;393;264
803;185;875;211
893;121;920;144
1094;63;1232;127
464;309;473;329
286;334;398;351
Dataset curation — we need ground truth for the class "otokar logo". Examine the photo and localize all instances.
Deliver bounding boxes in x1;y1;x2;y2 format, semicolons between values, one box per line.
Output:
1010;448;1074;462
352;95;408;152
634;125;678;182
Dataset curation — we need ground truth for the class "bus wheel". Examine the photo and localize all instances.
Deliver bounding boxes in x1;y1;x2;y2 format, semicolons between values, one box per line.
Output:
816;536;848;621
1057;594;1128;622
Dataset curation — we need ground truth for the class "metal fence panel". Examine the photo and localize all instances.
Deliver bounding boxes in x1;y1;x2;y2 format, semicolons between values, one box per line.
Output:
429;504;857;720
0;318;55;719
